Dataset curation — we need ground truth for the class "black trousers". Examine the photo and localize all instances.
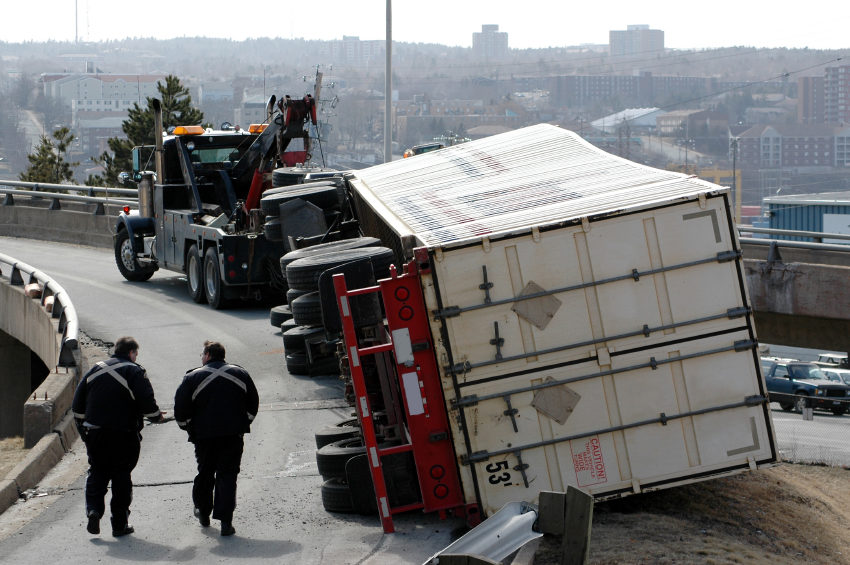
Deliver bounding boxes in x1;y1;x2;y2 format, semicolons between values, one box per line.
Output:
192;436;244;523
84;428;141;527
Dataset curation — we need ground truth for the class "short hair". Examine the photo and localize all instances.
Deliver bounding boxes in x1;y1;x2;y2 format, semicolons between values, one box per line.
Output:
114;336;139;357
203;340;225;361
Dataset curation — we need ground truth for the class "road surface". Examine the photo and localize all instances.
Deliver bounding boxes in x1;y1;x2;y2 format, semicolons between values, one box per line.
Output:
0;236;462;564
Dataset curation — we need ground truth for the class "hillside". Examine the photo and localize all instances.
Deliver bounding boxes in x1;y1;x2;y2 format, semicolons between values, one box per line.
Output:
534;463;850;564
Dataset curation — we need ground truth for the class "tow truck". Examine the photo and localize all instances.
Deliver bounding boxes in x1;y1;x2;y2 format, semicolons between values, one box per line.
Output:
113;82;333;308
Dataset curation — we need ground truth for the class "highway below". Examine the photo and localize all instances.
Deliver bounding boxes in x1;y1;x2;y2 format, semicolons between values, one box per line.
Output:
0;236;460;564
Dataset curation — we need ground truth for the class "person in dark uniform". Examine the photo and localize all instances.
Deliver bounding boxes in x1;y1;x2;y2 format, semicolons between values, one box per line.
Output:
174;340;259;536
72;336;168;537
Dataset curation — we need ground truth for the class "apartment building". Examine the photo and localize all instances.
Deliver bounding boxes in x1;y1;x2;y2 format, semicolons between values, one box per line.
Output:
737;123;850;169
473;25;509;60
609;25;664;57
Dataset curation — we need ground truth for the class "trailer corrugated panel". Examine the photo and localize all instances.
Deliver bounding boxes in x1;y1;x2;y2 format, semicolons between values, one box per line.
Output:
348;124;777;515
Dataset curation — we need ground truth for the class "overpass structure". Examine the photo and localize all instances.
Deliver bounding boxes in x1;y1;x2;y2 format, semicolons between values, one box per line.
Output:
0;252;82;515
741;232;850;355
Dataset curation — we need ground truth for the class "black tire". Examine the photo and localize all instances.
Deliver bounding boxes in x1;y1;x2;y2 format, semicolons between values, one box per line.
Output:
831;407;847;416
316;437;366;480
286;352;308;375
266;180;337;197
279;237;381;277
286;247;395;292
203;246;227;309
272;166;338;188
263;217;283;241
286;287;310;305
315;418;361;449
320;478;355;514
260;185;342;215
269;304;293;327
283;324;324;353
186;244;206;303
779;401;794;412
291;292;323;326
794;394;810;414
280;318;298;333
114;228;155;282
309;355;341;377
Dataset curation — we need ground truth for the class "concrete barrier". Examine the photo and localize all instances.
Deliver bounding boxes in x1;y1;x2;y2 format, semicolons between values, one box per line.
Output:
23;369;79;448
0;204;115;249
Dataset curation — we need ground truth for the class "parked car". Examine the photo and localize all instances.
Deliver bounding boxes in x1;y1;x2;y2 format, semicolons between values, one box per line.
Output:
821;367;850;386
815;352;850;368
762;359;850;415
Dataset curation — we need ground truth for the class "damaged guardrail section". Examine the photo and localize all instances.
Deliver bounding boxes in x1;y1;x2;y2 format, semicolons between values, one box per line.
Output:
0;253;82;514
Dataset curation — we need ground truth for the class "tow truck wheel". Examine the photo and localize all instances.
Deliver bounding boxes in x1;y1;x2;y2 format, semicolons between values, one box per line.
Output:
203;247;227;309
114;228;155;282
186;244;206;303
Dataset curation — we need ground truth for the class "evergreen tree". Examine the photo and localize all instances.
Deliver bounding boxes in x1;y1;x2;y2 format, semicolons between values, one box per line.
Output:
93;75;204;184
19;127;78;184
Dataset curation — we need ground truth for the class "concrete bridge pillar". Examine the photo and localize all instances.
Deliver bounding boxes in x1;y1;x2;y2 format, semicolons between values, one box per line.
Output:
0;331;32;438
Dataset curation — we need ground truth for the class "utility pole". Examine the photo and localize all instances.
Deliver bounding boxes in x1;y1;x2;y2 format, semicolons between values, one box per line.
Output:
384;0;392;163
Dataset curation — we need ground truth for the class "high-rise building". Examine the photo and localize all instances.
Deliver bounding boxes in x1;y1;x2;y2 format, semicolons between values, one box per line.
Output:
473;25;509;60
824;65;850;125
609;25;664;57
798;76;825;124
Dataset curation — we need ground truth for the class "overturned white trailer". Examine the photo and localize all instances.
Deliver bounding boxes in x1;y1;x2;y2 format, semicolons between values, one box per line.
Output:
333;123;777;531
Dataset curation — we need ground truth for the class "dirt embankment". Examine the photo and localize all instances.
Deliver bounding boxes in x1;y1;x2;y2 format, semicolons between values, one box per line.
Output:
574;463;850;564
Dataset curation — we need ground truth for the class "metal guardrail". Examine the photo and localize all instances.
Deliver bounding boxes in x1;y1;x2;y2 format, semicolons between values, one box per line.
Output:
0;186;136;215
0;253;79;367
738;224;850;243
0;179;137;197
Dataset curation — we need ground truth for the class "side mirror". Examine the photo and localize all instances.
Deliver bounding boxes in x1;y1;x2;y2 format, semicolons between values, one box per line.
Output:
118;172;131;185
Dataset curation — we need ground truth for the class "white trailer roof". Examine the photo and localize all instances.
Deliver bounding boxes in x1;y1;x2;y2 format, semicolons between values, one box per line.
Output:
349;124;726;248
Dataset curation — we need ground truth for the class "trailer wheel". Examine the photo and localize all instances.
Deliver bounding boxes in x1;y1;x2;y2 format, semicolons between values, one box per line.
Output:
291;292;323;326
316;437;366;480
320;478;355;514
203;247;227;309
286;287;310;304
186;244;206;303
309;354;341;377
283;324;324;354
279;237;381;277
280;318;298;334
260;185;342;216
286;247;395;291
315;418;361;449
269;304;293;327
114;228;155;282
263;217;283;242
285;352;309;375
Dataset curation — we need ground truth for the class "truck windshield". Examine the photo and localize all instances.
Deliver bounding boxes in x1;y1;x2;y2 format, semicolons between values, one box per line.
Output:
190;147;243;165
789;364;827;380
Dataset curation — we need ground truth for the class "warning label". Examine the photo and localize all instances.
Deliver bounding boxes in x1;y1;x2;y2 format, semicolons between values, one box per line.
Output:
571;436;608;487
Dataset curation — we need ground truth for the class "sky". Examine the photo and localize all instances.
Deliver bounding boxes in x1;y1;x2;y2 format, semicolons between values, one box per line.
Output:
2;0;849;51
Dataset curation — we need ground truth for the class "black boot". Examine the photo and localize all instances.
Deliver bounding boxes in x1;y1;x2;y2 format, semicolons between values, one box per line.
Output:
86;510;100;535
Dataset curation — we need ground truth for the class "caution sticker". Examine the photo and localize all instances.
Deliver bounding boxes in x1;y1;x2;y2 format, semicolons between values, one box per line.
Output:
571;435;608;487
